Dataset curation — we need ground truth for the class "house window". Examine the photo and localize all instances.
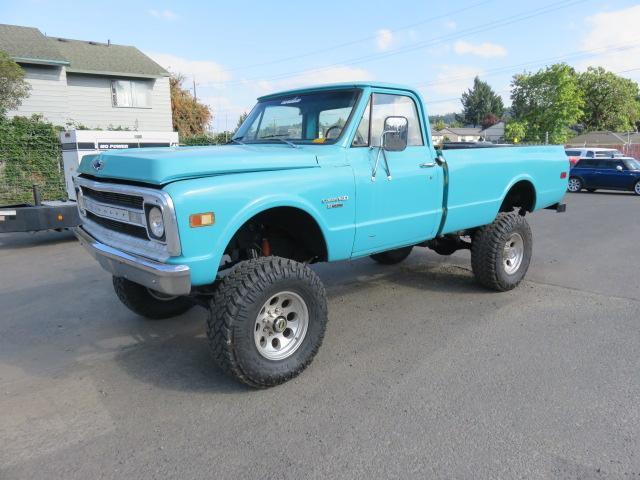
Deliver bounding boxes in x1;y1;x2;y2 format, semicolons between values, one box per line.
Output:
111;80;152;108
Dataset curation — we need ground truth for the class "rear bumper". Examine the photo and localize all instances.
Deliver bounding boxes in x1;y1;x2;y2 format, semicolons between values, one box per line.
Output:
74;226;191;295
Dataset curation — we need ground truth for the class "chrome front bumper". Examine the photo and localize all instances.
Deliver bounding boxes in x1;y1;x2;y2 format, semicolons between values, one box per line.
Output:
75;227;191;296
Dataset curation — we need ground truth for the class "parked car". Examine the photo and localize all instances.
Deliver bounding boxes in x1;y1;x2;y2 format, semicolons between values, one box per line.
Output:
568;158;640;194
74;82;568;387
565;147;624;159
565;147;624;167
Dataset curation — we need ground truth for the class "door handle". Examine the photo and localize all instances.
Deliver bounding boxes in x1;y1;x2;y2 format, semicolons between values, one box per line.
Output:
419;162;437;168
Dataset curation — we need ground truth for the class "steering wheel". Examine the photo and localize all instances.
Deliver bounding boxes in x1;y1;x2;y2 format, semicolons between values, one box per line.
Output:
353;131;366;146
324;125;342;140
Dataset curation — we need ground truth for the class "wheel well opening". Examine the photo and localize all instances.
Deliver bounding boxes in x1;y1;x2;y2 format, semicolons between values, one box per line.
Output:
223;207;328;266
500;180;536;214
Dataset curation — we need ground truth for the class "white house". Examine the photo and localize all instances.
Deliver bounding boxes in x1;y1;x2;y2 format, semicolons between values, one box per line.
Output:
432;127;482;144
432;122;505;144
0;24;172;131
480;121;505;142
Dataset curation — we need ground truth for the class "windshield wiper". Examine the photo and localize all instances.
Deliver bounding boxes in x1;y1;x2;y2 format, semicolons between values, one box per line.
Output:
259;135;299;149
227;137;245;145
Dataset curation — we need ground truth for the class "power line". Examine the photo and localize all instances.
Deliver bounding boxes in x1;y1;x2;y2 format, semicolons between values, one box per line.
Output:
214;0;588;88
416;38;640;89
425;66;640;107
223;0;495;72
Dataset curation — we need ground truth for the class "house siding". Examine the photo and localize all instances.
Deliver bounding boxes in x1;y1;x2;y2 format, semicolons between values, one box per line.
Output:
6;64;69;125
65;74;172;131
7;66;172;131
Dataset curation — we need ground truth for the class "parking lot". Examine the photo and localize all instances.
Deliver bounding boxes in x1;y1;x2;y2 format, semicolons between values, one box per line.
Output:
1;191;639;479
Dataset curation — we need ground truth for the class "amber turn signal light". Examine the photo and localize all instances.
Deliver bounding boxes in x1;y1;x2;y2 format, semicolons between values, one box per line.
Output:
189;212;215;228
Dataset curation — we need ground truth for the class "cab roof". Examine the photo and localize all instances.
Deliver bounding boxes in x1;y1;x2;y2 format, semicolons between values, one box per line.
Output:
257;82;418;100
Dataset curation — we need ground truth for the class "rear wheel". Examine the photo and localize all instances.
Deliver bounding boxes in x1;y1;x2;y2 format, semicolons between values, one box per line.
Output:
207;256;328;388
634;180;640;196
370;246;413;265
567;177;582;193
471;213;532;292
112;277;193;319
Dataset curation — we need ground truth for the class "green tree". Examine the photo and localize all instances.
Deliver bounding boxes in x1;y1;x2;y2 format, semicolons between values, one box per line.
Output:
0;51;30;116
236;111;248;130
434;119;446;131
504;120;527;143
511;63;583;144
170;73;212;137
459;77;505;126
578;66;640;132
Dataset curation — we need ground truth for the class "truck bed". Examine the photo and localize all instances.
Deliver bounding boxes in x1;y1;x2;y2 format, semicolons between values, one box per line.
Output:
440;145;568;234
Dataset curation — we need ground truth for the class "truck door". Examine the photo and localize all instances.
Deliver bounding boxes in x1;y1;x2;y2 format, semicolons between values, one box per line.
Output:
348;92;444;256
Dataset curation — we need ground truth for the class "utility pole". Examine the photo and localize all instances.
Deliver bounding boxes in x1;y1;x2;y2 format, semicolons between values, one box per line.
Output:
192;76;197;101
545;131;549;145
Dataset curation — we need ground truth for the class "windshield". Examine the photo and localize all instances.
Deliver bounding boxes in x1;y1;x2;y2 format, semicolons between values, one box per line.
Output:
234;89;360;145
625;159;640;170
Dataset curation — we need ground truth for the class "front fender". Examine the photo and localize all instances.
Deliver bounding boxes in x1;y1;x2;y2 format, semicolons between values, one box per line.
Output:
163;167;355;286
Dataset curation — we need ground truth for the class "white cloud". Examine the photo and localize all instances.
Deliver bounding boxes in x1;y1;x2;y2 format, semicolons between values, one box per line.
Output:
201;95;251;128
376;29;394;51
453;40;507;58
430;65;485;96
147;52;231;86
577;5;640;81
149;9;177;20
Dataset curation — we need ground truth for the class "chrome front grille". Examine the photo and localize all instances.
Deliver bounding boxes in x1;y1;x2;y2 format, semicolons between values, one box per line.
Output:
81;186;144;210
75;177;181;261
85;211;149;240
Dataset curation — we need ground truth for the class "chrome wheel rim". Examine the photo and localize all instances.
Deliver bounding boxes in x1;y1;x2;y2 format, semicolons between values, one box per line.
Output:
503;233;524;275
635;182;640;195
568;178;581;192
254;291;309;361
147;289;178;301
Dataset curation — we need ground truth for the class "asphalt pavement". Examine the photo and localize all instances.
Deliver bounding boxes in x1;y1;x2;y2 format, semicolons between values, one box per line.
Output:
1;191;639;479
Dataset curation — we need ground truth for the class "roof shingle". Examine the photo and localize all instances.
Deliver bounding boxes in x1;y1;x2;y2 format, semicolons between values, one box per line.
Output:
0;24;68;65
0;24;168;78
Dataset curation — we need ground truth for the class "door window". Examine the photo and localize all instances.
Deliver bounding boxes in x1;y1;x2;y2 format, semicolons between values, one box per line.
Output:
596;160;616;169
576;159;596;168
370;93;424;147
352;98;371;147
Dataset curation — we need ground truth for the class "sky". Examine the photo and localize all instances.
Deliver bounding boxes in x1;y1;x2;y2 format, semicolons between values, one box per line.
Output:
2;0;640;131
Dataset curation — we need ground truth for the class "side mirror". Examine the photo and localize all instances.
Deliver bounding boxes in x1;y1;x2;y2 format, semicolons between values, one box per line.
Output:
381;116;408;152
616;165;624;172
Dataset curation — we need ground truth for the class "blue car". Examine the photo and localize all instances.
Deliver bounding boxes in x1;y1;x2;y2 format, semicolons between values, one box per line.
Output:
568;157;640;195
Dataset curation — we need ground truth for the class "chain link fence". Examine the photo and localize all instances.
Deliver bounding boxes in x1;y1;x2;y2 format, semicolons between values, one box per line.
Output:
0;116;66;206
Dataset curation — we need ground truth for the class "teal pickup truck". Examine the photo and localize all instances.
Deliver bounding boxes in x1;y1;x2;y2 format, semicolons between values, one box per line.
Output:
74;82;568;387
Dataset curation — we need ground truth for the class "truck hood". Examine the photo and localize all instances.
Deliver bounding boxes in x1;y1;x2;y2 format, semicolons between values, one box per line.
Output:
77;145;320;185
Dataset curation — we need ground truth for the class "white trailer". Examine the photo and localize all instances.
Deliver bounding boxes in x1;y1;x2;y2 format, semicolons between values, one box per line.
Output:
1;130;179;233
61;130;179;200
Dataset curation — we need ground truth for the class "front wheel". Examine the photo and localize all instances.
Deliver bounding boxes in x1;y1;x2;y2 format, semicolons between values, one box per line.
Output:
471;213;532;292
634;180;640;196
112;277;194;319
207;257;328;388
567;177;583;193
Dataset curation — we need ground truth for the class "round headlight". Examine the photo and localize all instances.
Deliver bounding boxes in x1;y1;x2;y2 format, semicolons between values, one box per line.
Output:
147;207;165;238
